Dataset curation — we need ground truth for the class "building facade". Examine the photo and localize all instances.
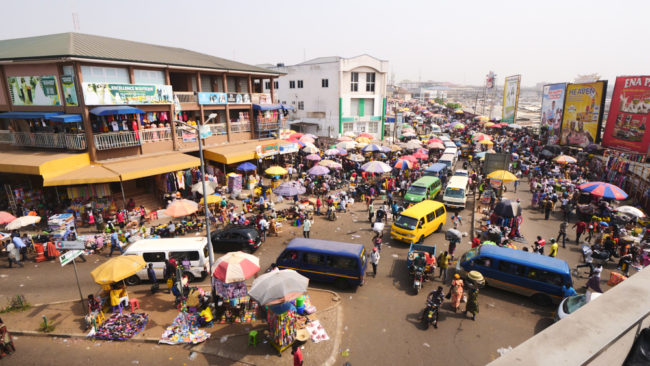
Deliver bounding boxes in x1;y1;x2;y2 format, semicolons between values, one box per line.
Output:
262;55;388;139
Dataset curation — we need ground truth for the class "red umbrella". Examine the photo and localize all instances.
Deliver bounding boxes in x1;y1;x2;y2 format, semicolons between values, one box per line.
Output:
289;133;304;139
0;211;16;225
213;251;260;283
412;151;429;159
427;138;443;144
400;155;418;163
394;159;413;169
358;132;374;139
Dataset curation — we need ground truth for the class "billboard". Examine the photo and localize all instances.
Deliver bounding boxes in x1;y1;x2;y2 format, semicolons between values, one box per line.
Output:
602;76;650;153
82;83;173;105
559;81;607;147
7;75;61;106
198;92;227;105
486;71;495;89
502;75;521;123
540;83;567;145
61;75;78;106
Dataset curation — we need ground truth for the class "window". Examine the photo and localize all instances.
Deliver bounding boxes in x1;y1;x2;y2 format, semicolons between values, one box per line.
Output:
80;65;129;83
274;81;279;89
331;256;358;270
297;80;303;88
142;252;166;262
134;69;165;85
304;253;325;265
289;80;296;89
435;207;445;218
322;79;329;88
62;65;74;76
368;121;379;134
298;101;304;110
473;257;492;268
366;72;376;92
281;250;299;261
264;81;270;89
200;75;213;92
350;72;359;92
498;260;527;277
426;212;436;223
342;122;354;133
170;251;200;261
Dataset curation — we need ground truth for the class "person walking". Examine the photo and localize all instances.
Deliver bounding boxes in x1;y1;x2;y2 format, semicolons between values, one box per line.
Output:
108;231;124;256
147;263;158;294
585;264;603;293
368;204;375;222
465;287;479;321
258;216;268;242
437;251;450;283
370;247;380;277
316;197;322;215
302;216;312;239
513;179;519;193
449;274;464;312
451;212;462;229
573;220;587;244
557;220;568;248
11;235;27;262
548;238;559;257
5;241;23;268
543;198;552;220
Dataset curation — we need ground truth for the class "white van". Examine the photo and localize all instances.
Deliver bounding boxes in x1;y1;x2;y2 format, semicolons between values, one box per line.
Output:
443;147;458;157
123;237;209;285
442;176;470;209
439;153;457;169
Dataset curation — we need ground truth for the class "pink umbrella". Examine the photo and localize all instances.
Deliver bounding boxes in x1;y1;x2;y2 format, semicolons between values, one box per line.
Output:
164;199;199;218
412;151;428;159
305;154;322;161
337;136;353;142
300;136;315;144
213;251;260;283
428;141;445;149
427;138;443;144
289;133;304;139
0;211;16;225
358;132;374;139
401;155;418;163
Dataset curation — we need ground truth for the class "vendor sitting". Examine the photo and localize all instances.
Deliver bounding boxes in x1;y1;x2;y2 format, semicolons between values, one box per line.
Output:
198;303;213;328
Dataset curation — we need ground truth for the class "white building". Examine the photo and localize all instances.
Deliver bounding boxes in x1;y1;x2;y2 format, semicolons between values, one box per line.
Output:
261;55;389;139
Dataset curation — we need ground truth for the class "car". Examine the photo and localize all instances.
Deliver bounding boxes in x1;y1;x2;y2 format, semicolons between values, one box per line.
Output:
555;292;601;321
210;226;262;253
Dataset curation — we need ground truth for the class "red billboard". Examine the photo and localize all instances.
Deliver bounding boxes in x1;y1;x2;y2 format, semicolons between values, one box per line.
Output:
602;76;650;153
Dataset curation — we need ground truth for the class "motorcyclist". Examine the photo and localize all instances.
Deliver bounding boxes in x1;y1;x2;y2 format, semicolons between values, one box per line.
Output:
423;286;445;328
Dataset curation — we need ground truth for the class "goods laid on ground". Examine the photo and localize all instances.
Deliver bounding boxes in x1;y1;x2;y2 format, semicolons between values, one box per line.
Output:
93;312;148;341
215;296;259;324
159;311;210;345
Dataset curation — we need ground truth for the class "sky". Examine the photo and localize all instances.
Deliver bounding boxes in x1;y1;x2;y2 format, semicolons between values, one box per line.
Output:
3;0;650;87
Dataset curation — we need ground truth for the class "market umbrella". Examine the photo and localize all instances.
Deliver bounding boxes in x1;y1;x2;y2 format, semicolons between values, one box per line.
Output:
265;166;288;175
299;136;315;144
5;215;41;230
394;159;413;170
337;141;356;150
361;161;392;174
191;181;216;196
380;146;392;153
487;170;518;182
578;182;628;200
356;142;368;149
90;255;147;285
484;122;495;127
164;199;199;218
0;211;16;225
405;141;422;150
324;148;340;156
454;109;464;114
336;148;348;156
236;162;257;171
286;138;306;147
199;194;222;205
508;124;523;129
213;251;260;283
400;155;418;163
453;123;466;130
615;206;646;218
308;165;330;176
289;133;304;139
355;137;371;144
319;160;342;169
446;228;462;240
401;132;417;137
337;136;353;142
249;269;309;306
412;151;428;160
553;155;577;164
358;132;374;139
343;131;356;137
493;199;521;218
303;133;318;139
478;139;494;146
473;134;492;142
390;144;402;152
361;144;382;153
305;153;322;161
427;141;445;149
427;138;443;144
347;154;365;162
302;145;319;154
273;181;306;196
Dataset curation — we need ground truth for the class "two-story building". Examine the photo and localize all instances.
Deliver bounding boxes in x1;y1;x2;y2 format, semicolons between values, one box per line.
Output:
261;55;389;139
0;32;291;214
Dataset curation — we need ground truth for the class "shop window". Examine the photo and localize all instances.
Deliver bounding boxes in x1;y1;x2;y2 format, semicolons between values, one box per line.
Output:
298;101;304;110
170;250;200;261
342;122;354;133
289;81;296;89
265;81;270;89
81;65;129;83
366;72;376;92
62;65;75;76
322;79;329;88
274;81;279;89
134;69;165;85
368;122;379;133
143;252;166;263
297;80;303;88
350;72;359;92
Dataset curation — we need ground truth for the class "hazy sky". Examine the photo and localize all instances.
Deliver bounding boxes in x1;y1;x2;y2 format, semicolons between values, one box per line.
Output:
3;0;649;86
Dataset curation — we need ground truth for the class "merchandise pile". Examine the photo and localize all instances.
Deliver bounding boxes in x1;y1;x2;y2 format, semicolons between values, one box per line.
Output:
94;312;148;341
160;311;211;345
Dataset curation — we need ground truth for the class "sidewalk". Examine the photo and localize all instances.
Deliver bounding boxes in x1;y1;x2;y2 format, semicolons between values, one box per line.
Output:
3;287;342;365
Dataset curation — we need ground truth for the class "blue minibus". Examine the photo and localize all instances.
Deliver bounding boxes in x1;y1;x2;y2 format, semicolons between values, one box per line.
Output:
424;162;448;178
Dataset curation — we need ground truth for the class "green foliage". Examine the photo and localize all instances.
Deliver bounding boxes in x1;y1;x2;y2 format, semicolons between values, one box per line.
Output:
39;319;55;333
0;294;30;313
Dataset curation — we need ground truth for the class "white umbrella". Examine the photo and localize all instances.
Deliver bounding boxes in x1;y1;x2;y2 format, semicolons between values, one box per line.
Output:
5;215;41;230
302;145;319;154
615;206;646;218
337;141;357;150
347;154;365;162
249;269;309;306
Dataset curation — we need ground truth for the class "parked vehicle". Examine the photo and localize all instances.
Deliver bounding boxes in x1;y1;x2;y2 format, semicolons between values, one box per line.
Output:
404;176;442;204
438;153;457;169
391;200;447;244
555;292;601;321
210;225;262;253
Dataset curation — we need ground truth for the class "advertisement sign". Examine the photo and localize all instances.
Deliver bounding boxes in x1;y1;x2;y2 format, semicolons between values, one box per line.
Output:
279;142;299;154
486;71;495;89
7;75;61;105
181;130;197;142
540;83;567;145
502;75;521;124
82;83;173;105
56;240;85;250
60;75;79;106
602;76;650;153
559;81;607;147
60;249;83;267
198;92;227;105
251;93;273;105
256;142;279;158
227;93;251;104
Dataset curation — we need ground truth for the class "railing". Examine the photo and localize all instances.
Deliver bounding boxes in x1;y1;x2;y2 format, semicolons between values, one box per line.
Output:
64;134;87;150
10;131;87;150
0;130;15;144
94;131;141;150
174;91;197;103
208;123;227;135
258;122;280;131
230;122;251;133
140;127;173;143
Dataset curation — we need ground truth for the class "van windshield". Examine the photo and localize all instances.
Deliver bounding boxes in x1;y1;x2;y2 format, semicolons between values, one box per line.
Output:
394;215;418;230
445;187;465;198
407;186;427;195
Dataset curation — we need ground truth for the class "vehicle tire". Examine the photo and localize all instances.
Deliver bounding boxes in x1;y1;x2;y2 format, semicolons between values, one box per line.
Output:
184;272;196;283
417;236;424;244
414;286;420;295
124;275;141;286
421;317;429;330
435;224;442;233
335;278;349;290
531;293;552;307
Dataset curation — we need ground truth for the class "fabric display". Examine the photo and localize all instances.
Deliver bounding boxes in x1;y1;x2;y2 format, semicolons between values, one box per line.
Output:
215;281;248;299
94;312;148;341
305;320;329;343
227;173;243;193
267;309;296;349
159;311;210;345
215;296;259;324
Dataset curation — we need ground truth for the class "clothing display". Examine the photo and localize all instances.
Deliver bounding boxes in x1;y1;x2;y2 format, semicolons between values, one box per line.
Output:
267;309;296;350
159;311;210;345
94;312;148;341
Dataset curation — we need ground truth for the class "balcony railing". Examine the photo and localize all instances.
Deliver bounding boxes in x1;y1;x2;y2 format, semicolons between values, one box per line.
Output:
208;123;227;135
0;130;15;144
94;131;141;150
11;131;86;150
230;122;251;133
174;91;197;103
140;127;173;143
258;122;280;131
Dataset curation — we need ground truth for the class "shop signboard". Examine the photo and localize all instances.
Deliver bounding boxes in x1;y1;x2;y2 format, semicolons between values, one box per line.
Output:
540;83;567;145
251;93;273;105
60;249;83;267
559;81;607;147
279;142;299;154
198;92;227;105
61;75;79;106
502;75;521;124
7;75;61;106
56;240;85;250
82;83;173;105
256;142;279;158
227;93;251;104
602;76;650;153
182;130;197;142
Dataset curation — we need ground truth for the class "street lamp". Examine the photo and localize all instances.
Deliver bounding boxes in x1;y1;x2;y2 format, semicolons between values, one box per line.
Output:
173;113;217;276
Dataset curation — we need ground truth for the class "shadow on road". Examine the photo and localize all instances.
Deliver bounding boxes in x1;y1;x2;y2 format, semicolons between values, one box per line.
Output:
534;317;555;334
389;258;414;295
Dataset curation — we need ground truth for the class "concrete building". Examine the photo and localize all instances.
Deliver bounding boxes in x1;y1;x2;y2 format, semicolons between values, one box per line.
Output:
262;55;389;139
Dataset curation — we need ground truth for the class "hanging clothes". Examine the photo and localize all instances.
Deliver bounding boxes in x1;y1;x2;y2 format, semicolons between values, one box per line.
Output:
176;171;185;190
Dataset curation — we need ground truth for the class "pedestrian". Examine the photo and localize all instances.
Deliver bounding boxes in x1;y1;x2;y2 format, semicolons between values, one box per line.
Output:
373;233;382;252
258;216;268;242
573;220;587;244
437;251;450;283
370;247;380;277
543;198;552;220
558;220;568;248
116;210;125;229
5;241;23;268
302;216;312;239
465;287;479;321
368;204;375;222
449;274;464;312
513;179;519;193
109;231;124;256
147;263;158;294
0;318;16;358
163;259;175;294
585;264;603;293
88;210;95;228
548;238;558;257
11;234;27;262
451;212;462;229
292;342;304;366
533;235;546;255
576;246;595;276
316;197;322;215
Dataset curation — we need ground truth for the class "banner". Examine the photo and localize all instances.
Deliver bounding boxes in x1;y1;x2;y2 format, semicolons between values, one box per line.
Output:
256;142;279;158
486;71;495;89
227;93;251;104
502;75;521;123
559;81;607;147
540;83;567;145
61;75;79;106
7;75;61;106
198;92;227;105
181;130;197;142
602;76;650;153
82;83;173;105
251;93;273;104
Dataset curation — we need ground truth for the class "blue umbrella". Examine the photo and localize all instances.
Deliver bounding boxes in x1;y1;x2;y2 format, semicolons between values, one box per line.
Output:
578;181;628;200
380;146;392;153
236;162;257;171
361;144;382;153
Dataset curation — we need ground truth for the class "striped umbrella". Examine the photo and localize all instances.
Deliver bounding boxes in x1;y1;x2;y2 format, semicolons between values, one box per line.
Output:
400;155;418;163
394;159;413;170
578;182;628;200
213;251;260;283
361;144;382;153
305;153;322;161
361;161;392;173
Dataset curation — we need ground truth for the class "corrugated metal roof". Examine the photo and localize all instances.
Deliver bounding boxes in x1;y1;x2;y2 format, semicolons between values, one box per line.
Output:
297;56;342;65
0;32;280;75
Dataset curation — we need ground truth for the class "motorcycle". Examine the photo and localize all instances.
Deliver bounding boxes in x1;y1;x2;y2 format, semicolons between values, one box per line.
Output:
327;208;337;221
413;268;424;295
421;298;442;329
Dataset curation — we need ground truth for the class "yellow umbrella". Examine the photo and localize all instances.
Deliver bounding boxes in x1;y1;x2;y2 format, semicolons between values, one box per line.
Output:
479;116;489;122
265;166;288;175
200;195;223;205
487;170;518;182
478;140;494;145
484;122;495;127
355;137;371;144
90;255;147;285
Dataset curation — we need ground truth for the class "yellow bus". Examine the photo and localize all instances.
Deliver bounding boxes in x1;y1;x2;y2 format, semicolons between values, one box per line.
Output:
390;200;447;244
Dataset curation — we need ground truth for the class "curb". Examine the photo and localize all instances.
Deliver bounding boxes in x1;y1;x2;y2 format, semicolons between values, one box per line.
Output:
11;330;160;344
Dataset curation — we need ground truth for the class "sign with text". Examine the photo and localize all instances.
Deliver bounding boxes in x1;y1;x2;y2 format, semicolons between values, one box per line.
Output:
256;142;279;158
502;75;521;124
227;93;251;104
60;250;83;267
82;83;173;105
7;75;61;106
56;240;85;250
559;81;607;147
602;76;650;153
540;83;567;145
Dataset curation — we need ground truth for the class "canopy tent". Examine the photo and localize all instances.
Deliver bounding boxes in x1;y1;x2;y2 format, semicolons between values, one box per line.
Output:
252;104;295;111
47;114;83;123
0;111;62;119
90;106;145;116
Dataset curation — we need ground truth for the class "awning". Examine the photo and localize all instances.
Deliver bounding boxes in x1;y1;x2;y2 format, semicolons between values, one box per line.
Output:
0;112;63;119
253;104;295;111
0;151;90;180
90;106;145;116
204;139;285;164
48;114;82;123
289;121;319;127
43;164;121;187
102;153;200;181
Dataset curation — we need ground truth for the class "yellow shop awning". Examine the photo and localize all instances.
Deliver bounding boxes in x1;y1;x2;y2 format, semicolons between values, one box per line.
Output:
102;153;200;181
43;164;121;187
204;139;285;165
0;151;90;180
